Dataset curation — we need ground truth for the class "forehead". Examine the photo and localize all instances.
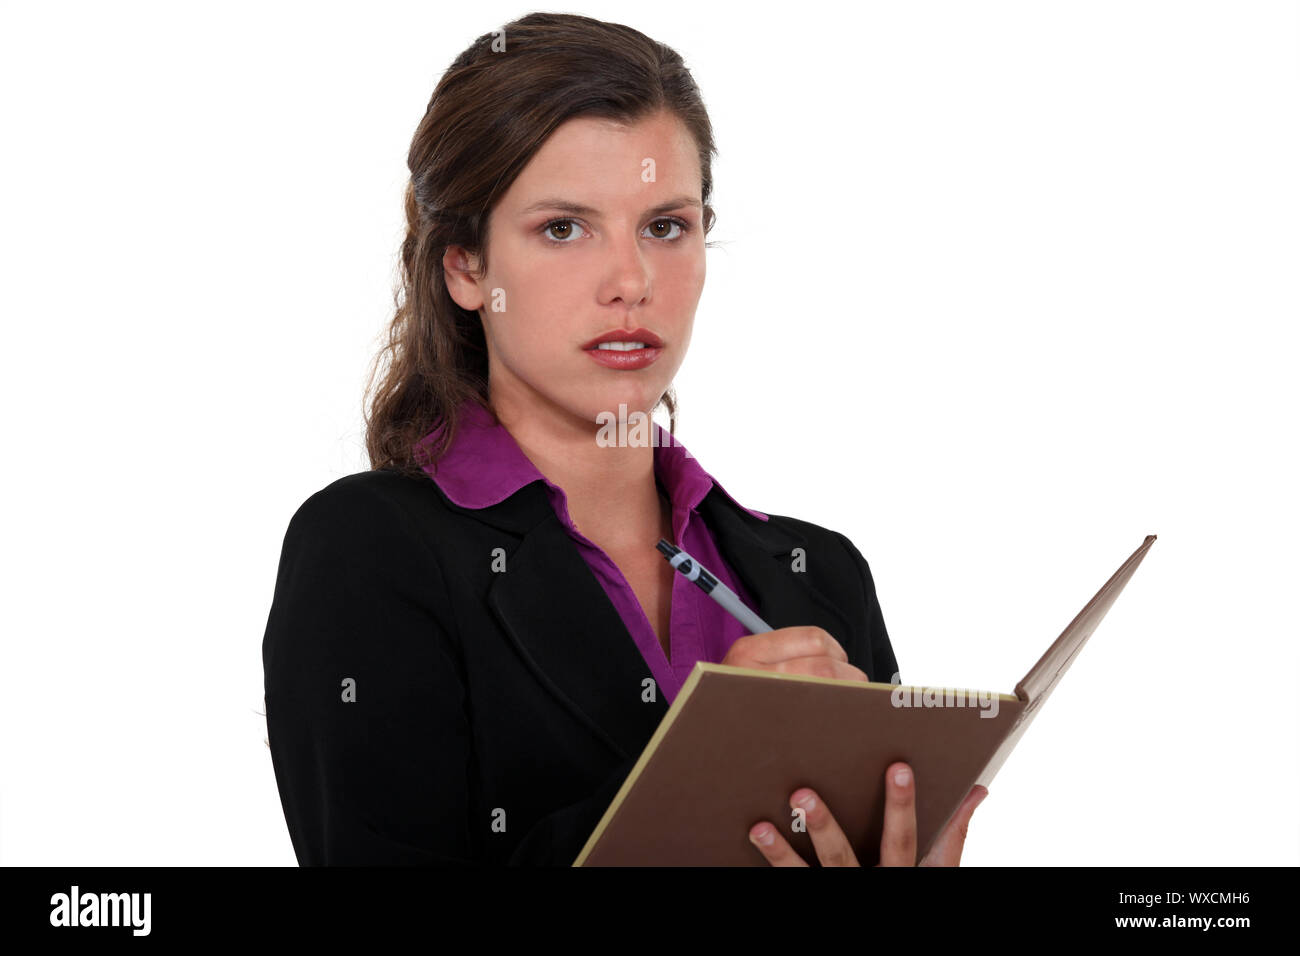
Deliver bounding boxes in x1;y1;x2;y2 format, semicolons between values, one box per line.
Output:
502;110;702;208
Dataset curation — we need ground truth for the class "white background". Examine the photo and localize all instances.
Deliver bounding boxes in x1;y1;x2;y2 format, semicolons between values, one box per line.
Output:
2;0;1296;866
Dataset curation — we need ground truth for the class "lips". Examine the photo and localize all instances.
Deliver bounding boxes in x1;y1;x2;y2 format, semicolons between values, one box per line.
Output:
582;328;664;350
585;344;662;370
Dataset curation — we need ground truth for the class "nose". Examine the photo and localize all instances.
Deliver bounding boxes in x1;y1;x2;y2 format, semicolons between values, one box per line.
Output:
598;232;652;308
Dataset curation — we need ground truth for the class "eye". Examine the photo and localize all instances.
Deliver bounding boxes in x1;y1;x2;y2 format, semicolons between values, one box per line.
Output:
539;216;692;245
644;218;690;241
541;218;587;243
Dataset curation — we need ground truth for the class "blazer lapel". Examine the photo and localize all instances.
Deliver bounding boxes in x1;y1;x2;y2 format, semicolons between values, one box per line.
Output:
462;480;855;762
697;488;856;649
487;501;670;761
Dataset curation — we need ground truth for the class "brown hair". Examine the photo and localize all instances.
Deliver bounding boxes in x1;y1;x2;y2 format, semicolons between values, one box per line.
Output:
362;12;719;478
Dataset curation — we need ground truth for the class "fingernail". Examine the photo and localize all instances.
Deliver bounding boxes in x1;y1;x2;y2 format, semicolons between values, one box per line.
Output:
751;825;775;846
793;789;817;811
893;767;911;787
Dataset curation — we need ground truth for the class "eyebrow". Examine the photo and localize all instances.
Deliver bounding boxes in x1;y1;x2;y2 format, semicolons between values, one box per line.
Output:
518;195;703;218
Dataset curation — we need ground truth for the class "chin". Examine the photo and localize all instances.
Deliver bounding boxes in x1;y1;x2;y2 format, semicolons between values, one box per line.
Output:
594;390;666;420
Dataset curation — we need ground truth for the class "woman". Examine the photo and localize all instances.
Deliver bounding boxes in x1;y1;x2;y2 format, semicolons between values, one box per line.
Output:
262;11;987;867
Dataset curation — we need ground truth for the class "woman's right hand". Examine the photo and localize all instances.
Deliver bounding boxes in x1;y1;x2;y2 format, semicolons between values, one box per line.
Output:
720;626;869;683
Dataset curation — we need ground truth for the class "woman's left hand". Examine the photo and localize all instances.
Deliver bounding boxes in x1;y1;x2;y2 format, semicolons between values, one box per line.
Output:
747;761;989;866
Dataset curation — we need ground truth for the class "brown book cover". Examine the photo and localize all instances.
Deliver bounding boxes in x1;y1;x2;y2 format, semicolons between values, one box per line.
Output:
574;534;1157;866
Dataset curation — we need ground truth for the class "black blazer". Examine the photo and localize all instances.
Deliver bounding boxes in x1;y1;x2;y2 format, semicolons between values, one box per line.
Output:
262;465;899;866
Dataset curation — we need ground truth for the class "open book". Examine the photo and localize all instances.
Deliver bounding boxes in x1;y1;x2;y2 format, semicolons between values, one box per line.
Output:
574;534;1157;866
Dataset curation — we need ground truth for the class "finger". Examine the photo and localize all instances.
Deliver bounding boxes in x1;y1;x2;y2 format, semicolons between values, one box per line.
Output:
748;820;810;867
919;785;988;867
877;762;918;866
770;656;869;683
791;788;860;867
748;628;849;665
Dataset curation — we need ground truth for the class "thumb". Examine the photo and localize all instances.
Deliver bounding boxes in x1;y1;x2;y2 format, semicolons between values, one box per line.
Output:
919;786;989;867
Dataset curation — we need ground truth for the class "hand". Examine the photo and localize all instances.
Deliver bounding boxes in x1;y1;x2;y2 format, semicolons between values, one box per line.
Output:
747;761;990;866
721;626;869;683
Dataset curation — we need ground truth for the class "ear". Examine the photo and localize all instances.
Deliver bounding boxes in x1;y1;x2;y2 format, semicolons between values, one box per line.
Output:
442;245;484;311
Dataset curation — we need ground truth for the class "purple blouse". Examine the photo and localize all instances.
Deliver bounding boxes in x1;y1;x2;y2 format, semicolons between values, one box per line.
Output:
416;399;767;705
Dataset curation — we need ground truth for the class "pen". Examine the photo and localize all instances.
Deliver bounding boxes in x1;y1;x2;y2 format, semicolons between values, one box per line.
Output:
655;538;773;635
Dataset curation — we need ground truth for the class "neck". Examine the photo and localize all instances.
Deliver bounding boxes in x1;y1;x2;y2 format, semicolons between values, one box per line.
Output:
491;395;670;555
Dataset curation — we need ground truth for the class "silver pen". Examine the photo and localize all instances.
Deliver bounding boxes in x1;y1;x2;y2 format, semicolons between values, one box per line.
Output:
655;538;773;635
